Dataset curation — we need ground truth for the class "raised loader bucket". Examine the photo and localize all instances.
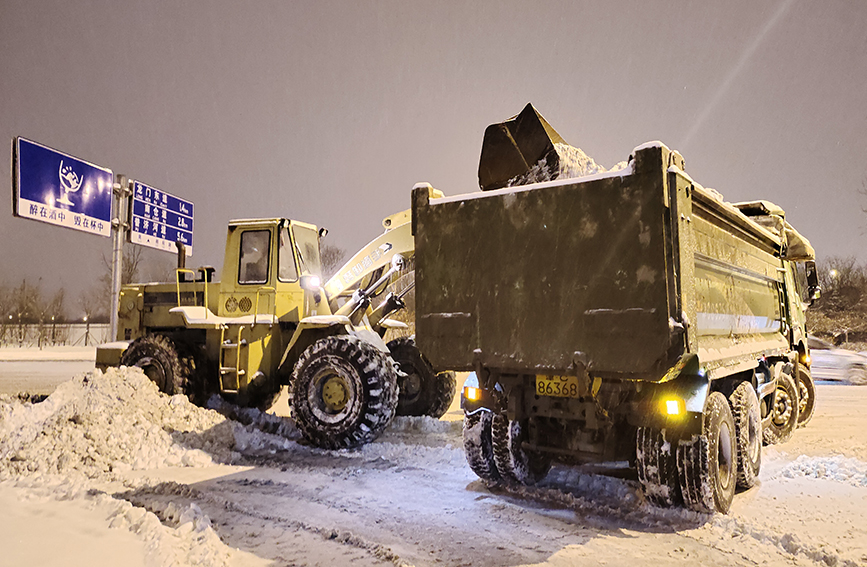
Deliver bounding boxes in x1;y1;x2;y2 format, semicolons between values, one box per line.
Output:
478;103;567;191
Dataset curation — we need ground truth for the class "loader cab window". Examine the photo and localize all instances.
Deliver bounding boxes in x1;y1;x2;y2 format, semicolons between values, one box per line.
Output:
238;230;271;285
278;227;299;282
292;225;322;277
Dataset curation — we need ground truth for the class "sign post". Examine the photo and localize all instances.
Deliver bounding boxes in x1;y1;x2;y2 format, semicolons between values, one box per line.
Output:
109;176;131;342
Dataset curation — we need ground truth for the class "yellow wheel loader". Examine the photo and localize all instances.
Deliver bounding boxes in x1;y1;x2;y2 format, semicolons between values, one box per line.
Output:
96;185;455;449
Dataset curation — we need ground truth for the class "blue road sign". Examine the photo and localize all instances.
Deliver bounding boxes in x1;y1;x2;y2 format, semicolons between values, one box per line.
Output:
12;137;114;237
130;180;194;255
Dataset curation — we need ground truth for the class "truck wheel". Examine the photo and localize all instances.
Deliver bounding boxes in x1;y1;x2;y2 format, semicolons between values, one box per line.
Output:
462;412;501;483
728;382;761;489
636;427;681;507
491;414;551;485
291;335;398;450
120;335;190;397
796;365;816;427
387;337;457;418
677;392;737;514
762;370;799;445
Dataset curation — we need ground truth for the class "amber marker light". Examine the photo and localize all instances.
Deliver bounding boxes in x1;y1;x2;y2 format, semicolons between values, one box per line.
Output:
464;387;481;402
662;398;685;416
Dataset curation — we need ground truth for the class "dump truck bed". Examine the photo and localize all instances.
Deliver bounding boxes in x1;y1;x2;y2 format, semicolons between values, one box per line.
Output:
413;143;790;380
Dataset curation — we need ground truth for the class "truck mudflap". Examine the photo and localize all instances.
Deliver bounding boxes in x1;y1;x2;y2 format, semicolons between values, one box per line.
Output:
625;370;709;437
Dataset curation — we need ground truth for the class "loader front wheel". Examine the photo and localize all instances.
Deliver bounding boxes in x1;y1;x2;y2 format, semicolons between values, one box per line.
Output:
121;335;190;397
291;335;398;450
387;337;457;418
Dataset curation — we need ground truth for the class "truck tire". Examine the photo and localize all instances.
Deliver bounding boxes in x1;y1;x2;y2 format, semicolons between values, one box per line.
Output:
796;365;816;428
491;414;551;485
120;335;190;397
636;427;681;507
387;337;457;418
762;370;799;445
677;392;737;514
291;335;398;450
728;382;761;489
462;412;501;483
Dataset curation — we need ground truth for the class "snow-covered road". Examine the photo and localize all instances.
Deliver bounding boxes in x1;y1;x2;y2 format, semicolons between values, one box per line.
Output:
0;354;864;567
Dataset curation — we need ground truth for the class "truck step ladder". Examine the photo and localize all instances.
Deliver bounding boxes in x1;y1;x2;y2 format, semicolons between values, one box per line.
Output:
219;325;247;392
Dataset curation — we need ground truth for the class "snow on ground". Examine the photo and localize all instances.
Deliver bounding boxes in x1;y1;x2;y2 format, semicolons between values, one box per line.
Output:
0;354;865;567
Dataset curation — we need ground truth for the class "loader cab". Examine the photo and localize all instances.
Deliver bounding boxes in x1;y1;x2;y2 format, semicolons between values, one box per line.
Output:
218;218;328;321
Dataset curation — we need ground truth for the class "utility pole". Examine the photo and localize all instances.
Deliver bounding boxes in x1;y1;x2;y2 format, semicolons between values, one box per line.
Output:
110;175;130;342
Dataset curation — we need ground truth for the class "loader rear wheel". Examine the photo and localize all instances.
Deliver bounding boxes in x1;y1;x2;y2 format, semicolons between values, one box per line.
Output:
121;335;190;397
491;415;551;485
762;368;799;445
291;335;398;450
728;382;762;489
463;412;501;483
677;392;737;514
796;365;816;428
387;337;457;418
636;427;682;507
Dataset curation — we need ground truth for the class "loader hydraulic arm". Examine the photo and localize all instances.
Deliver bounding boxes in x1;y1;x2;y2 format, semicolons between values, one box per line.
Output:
323;185;442;313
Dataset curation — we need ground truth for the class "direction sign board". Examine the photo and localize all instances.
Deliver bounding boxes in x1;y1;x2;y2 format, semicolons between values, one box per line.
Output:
130;180;194;255
12;137;113;237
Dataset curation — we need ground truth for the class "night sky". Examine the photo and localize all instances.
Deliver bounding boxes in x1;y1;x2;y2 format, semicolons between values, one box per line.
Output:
2;0;865;315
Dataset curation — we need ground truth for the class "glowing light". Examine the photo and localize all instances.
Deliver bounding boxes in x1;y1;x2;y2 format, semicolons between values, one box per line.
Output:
663;398;684;416
464;387;481;402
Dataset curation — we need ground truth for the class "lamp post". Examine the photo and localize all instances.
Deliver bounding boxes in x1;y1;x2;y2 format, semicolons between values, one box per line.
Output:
83;316;90;347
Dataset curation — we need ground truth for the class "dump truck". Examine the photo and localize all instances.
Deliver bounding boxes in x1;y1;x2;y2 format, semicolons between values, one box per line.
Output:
411;104;820;513
96;194;456;449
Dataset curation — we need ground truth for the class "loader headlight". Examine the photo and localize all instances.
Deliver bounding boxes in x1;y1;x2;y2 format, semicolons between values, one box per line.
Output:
300;275;321;291
799;351;811;366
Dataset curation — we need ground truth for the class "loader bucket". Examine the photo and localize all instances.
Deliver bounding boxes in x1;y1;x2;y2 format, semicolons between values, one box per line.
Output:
478;103;567;191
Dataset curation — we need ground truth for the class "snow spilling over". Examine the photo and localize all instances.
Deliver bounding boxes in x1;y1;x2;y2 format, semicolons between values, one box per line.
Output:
506;142;628;187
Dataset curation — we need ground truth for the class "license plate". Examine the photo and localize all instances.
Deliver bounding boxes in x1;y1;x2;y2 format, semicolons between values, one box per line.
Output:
535;375;580;398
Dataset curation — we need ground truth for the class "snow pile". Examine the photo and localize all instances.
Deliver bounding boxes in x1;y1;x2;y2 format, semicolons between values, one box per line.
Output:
0;367;294;480
776;455;867;487
4;476;234;567
506;142;627;187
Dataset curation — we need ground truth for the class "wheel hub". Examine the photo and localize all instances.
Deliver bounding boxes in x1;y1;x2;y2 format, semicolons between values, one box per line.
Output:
773;388;793;427
320;374;350;413
135;356;167;392
400;370;422;401
718;421;734;488
798;381;810;414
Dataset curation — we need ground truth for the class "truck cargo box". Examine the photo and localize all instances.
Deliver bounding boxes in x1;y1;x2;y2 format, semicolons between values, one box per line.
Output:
413;143;802;382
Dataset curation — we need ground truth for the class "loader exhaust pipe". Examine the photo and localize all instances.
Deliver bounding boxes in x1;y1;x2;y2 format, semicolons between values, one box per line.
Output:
478;103;567;191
